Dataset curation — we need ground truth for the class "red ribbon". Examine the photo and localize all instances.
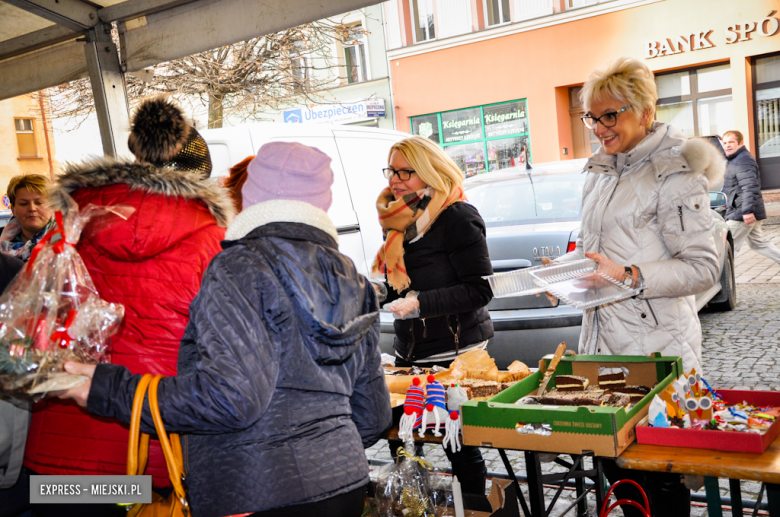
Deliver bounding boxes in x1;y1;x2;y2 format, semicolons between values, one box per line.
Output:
50;309;78;349
26;211;69;274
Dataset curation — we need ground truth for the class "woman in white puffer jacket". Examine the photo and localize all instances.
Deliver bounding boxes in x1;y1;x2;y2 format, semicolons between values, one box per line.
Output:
552;57;724;517
556;57;724;375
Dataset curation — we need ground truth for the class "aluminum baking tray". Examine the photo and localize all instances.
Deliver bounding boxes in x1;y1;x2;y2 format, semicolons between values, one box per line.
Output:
529;258;641;310
484;265;546;298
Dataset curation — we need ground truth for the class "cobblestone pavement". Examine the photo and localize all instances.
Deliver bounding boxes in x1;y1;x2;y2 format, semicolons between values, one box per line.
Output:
733;215;780;284
367;280;780;516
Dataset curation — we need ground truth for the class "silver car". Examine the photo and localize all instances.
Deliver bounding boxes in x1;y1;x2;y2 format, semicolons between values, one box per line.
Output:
465;160;735;369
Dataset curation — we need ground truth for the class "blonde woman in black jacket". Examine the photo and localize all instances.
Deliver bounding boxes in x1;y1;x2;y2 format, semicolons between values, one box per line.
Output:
373;135;493;494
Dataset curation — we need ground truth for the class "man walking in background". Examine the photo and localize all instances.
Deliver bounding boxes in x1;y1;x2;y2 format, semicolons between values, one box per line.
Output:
721;130;780;264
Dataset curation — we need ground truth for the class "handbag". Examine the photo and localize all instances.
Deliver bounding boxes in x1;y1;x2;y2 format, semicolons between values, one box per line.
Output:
127;374;190;517
598;479;650;517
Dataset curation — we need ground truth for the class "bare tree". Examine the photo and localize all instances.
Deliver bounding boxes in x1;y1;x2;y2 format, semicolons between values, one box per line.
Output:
40;19;363;129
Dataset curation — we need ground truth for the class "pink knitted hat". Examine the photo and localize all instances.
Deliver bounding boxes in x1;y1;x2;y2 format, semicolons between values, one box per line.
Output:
242;141;333;211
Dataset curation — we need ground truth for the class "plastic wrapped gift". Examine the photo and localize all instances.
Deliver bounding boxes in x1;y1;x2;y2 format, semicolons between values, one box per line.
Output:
0;196;132;396
375;445;441;517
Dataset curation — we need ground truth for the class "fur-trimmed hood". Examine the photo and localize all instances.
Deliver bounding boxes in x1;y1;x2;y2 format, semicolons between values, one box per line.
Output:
51;157;233;228
586;122;726;189
49;158;233;261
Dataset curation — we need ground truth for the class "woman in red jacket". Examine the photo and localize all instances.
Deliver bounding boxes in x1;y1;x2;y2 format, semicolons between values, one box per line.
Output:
22;98;233;517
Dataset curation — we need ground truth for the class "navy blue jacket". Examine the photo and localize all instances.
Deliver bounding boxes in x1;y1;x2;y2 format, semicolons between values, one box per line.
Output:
88;222;392;516
724;146;767;221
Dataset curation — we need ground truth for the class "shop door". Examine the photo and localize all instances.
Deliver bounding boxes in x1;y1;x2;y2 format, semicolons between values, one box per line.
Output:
754;55;780;189
570;108;600;158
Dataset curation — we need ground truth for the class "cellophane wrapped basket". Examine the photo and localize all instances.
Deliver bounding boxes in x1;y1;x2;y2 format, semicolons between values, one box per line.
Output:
0;198;132;396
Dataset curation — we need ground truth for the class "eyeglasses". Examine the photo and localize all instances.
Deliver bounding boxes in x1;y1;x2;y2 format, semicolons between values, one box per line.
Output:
382;168;416;181
581;106;632;130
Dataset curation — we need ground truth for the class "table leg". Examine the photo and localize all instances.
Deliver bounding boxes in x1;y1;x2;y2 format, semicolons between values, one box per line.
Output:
497;448;532;517
729;479;743;516
574;473;587;517
704;477;723;517
595;457;605;513
525;450;546;517
767;483;780;517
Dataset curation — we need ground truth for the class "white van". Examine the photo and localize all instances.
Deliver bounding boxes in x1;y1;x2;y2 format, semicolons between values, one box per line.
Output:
200;123;408;278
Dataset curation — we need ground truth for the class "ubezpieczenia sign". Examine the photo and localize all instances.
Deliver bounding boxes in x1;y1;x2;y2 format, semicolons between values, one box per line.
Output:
283;99;386;124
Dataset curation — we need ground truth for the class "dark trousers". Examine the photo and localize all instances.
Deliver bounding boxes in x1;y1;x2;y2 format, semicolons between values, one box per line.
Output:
248;484;367;517
0;466;32;517
390;356;488;496
602;459;690;517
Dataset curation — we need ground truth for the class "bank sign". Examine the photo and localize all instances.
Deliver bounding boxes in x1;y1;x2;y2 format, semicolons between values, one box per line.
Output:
644;16;779;59
283;99;386;124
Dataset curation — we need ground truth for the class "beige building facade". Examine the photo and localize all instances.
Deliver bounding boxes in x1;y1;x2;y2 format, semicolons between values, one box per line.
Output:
0;94;57;209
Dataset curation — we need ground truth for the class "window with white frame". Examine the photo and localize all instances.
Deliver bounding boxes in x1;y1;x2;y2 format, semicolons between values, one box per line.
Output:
290;40;309;92
14;118;37;158
342;25;368;84
436;0;471;39
411;0;435;42
485;0;510;26
568;0;597;7
514;0;554;20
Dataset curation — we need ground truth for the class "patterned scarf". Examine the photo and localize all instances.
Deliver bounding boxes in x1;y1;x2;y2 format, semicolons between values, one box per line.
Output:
0;217;55;263
372;184;465;293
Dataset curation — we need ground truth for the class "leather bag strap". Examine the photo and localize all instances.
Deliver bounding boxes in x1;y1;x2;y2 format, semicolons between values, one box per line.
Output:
127;374;153;476
148;375;188;509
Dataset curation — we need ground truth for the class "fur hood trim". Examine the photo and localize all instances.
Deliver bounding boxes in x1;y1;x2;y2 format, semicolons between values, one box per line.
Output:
226;199;338;243
586;123;726;189
51;158;234;228
679;137;726;189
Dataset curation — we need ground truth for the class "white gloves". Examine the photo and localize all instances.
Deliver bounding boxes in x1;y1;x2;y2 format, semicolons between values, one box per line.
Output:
382;291;420;320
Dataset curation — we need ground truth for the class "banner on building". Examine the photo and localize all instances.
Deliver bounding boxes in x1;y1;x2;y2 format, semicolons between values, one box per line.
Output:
283;99;386;124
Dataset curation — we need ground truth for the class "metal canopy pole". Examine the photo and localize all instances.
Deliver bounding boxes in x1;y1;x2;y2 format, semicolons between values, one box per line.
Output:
84;22;130;158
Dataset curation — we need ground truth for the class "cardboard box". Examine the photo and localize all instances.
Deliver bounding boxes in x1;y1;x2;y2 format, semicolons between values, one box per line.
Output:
460;354;681;457
635;389;780;454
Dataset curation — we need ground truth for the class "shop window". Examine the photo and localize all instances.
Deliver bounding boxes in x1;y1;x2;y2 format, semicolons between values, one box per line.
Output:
14;118;38;158
485;0;510;26
441;108;482;144
655;63;732;138
343;25;368;84
753;53;780;189
411;99;530;177
411;0;435;42
412;114;440;143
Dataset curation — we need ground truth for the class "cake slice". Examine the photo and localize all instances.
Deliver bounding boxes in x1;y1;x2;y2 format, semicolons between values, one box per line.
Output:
458;379;501;399
598;371;626;388
605;385;651;403
554;375;589;392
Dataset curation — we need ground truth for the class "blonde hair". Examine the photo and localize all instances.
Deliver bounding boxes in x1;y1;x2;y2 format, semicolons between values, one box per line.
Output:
388;136;463;193
580;57;658;129
7;174;50;206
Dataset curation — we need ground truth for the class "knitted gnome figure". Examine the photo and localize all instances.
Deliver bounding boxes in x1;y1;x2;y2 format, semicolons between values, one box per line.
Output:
398;377;425;442
443;383;469;453
419;375;449;438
